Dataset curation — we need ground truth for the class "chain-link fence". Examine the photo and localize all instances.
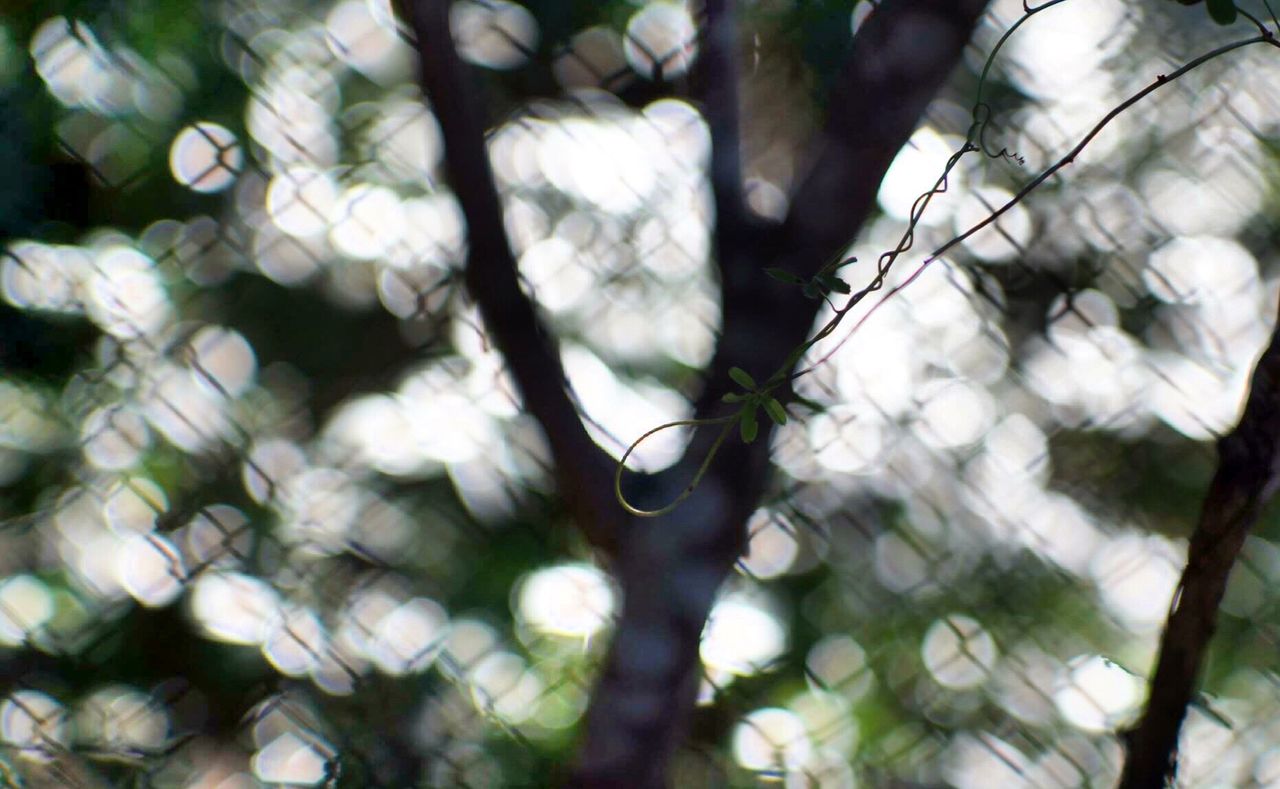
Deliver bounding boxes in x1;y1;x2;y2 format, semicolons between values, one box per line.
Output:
3;0;1280;786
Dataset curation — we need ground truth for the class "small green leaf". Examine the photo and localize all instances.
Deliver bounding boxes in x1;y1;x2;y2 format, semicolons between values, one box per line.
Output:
739;408;759;443
721;392;744;403
802;281;821;300
1206;0;1237;24
728;366;757;391
817;273;852;294
765;267;804;285
764;397;788;426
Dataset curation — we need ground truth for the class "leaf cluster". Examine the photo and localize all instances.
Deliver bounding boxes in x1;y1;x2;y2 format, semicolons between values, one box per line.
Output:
764;256;857;301
722;367;789;443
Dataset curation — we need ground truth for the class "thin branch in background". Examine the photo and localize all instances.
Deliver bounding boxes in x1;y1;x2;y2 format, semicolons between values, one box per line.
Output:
1263;0;1280;30
1119;288;1280;787
404;0;623;553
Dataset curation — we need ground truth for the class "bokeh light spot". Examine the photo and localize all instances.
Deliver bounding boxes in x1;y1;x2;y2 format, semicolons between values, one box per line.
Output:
922;614;997;689
0;575;54;646
169;122;242;193
517;563;615;640
624;3;698;80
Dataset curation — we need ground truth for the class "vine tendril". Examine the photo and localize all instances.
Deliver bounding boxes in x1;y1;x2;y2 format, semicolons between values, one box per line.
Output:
613;415;737;517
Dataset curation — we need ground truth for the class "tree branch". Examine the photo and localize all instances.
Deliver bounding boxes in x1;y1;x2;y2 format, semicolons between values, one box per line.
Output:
783;0;989;273
691;0;992;441
405;0;622;553
697;0;748;278
572;3;992;784
1120;291;1280;787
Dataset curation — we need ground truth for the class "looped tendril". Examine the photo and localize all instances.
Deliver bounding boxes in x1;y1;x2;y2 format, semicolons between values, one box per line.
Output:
613;415;737;518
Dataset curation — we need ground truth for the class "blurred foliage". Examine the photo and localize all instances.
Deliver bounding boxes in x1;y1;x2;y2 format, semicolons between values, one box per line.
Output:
1;0;1280;786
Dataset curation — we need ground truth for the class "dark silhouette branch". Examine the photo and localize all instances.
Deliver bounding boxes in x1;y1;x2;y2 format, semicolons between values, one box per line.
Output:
1120;291;1280;786
573;2;992;785
697;0;749;279
781;0;990;275
405;0;622;553
691;0;991;443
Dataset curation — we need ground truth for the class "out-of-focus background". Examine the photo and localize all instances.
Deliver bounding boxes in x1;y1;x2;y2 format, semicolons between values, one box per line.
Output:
2;0;1280;786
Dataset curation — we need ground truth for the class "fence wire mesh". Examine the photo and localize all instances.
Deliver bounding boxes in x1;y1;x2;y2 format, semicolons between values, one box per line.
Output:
3;0;1280;786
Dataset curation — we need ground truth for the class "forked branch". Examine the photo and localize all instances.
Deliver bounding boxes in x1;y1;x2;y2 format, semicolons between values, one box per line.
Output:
688;0;991;459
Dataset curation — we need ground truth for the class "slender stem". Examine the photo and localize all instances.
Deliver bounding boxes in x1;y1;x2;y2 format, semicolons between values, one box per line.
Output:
613;415;737;517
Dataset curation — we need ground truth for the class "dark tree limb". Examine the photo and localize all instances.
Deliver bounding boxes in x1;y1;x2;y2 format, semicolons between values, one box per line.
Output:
573;2;991;785
405;0;623;553
1120;292;1280;788
697;0;749;279
405;0;991;784
783;0;989;273
693;0;992;432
